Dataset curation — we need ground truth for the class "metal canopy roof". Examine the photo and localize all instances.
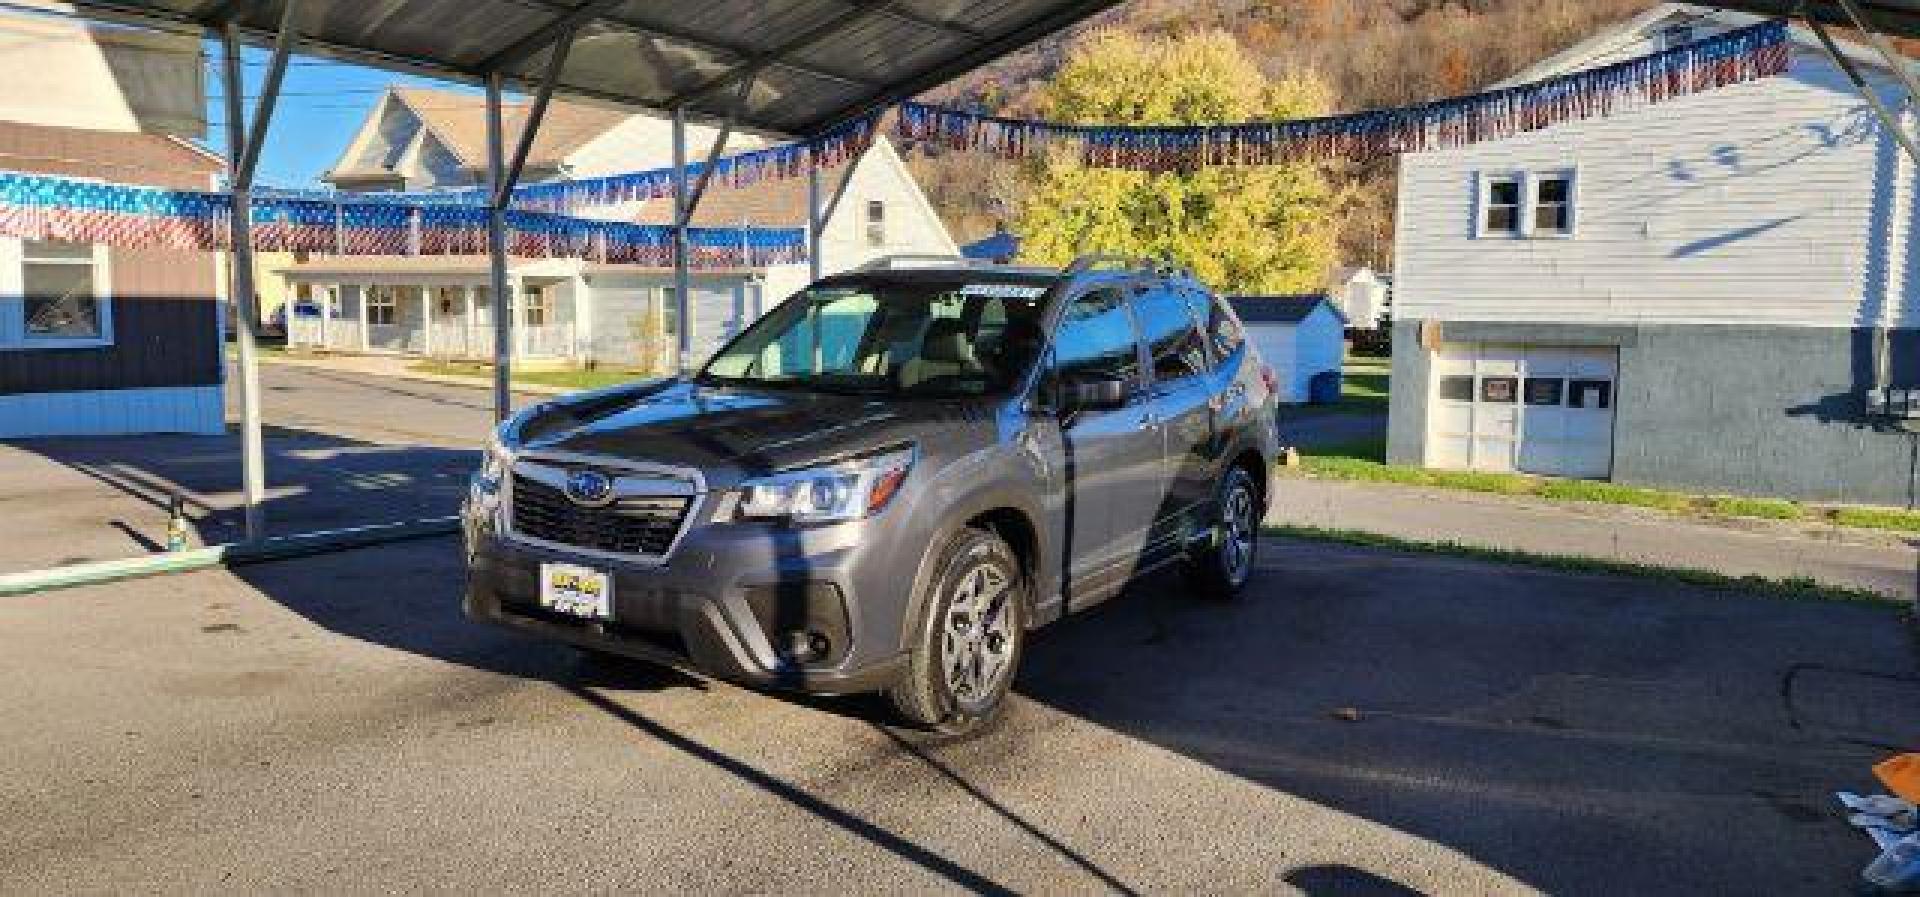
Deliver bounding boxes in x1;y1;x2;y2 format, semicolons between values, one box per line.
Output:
70;0;1125;136
1707;1;1920;36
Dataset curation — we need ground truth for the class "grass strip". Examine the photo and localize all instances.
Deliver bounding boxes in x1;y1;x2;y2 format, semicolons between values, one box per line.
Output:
406;360;642;392
1293;438;1920;536
1833;506;1920;533
1263;523;1906;606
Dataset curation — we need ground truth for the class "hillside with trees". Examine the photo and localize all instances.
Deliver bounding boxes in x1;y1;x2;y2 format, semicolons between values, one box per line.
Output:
908;0;1659;284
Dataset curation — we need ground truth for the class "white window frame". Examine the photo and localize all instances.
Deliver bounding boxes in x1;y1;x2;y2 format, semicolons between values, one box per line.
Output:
1474;172;1524;239
1530;169;1579;239
0;238;114;350
1474;169;1578;240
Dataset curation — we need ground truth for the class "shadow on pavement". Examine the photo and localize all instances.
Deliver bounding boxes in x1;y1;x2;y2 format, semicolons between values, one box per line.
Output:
0;425;476;570
1286;864;1427;896
1014;539;1919;895
218;528;1917;894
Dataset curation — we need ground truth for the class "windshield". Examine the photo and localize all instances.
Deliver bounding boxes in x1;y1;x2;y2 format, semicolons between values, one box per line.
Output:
698;279;1051;397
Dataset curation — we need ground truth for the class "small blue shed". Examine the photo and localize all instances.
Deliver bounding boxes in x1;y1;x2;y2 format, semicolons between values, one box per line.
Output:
1229;294;1347;404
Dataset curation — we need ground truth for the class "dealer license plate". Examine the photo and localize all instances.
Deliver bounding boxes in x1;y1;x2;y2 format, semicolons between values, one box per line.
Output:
539;562;612;620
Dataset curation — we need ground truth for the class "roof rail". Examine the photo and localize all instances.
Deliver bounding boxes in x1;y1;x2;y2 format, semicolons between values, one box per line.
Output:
853;254;981;272
1064;253;1150;276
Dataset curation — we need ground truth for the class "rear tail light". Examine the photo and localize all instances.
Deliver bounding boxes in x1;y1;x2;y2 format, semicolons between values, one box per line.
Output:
1259;363;1279;395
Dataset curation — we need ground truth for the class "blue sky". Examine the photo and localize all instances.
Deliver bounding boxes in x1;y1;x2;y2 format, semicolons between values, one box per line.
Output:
201;43;497;189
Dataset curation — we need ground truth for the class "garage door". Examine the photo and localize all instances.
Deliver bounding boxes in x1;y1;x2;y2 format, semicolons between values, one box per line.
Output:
1427;343;1617;478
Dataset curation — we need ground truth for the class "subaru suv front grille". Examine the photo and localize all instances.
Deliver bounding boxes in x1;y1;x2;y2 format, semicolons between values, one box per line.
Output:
510;473;691;556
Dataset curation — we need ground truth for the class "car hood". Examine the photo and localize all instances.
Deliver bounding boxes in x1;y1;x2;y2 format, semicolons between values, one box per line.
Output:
510;379;994;482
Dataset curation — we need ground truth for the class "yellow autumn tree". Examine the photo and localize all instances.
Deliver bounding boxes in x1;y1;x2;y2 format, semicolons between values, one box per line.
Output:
1015;29;1338;293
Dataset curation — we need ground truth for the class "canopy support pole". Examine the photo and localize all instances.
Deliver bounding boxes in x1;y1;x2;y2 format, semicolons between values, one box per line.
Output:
485;26;577;421
671;108;691;374
669;77;755;375
220;0;300;543
817;139;867;241
485;73;513;421
807;163;823;282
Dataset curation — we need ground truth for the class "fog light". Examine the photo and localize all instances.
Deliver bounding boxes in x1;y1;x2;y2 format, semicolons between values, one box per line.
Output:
784;630;830;664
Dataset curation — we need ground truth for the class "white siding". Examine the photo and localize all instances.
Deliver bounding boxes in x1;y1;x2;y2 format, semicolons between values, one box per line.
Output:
1394;47;1918;330
1245;304;1345;403
0;11;204;136
815;137;960;273
583;273;756;368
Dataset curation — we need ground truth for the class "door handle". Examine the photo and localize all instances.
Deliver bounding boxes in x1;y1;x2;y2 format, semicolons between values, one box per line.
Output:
1137;411;1160;430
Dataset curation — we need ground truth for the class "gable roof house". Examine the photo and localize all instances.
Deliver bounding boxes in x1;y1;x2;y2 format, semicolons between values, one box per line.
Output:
0;6;226;438
1385;4;1920;506
282;87;957;372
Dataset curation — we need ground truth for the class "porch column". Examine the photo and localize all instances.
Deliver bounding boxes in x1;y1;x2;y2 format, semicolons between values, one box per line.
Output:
569;275;589;362
318;284;331;347
358;284;371;351
420;286;433;356
463;285;478;358
510;276;525;358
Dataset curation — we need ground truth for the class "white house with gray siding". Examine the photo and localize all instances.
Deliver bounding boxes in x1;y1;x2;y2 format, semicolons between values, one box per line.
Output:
1386;4;1920;506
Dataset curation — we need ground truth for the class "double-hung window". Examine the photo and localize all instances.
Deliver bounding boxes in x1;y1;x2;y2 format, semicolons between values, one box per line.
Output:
1479;175;1522;236
1477;170;1577;239
2;239;112;349
865;200;886;247
1532;172;1575;235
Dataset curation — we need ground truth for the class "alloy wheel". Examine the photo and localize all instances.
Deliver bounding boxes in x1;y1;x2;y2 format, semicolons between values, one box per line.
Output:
1222;476;1257;586
941;560;1015;703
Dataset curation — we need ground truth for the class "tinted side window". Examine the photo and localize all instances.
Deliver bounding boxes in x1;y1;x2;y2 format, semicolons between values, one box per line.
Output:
1132;286;1208;383
1051;289;1141;387
1204;294;1245;359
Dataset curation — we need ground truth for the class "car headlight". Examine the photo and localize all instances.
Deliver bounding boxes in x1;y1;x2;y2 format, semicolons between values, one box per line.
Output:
733;447;914;524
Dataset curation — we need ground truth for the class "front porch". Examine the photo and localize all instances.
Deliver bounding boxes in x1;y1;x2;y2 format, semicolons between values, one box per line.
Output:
281;259;581;363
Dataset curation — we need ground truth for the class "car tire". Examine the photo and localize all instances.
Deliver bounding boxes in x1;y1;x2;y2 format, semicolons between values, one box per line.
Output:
887;526;1028;733
1189;465;1261;599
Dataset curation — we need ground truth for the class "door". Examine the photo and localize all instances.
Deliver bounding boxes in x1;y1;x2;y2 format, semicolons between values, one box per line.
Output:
1428;342;1617;477
1516;346;1617;478
1045;287;1162;594
1132;283;1217;548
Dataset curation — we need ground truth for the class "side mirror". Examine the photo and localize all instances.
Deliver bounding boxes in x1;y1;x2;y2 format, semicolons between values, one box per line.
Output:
1065;376;1130;414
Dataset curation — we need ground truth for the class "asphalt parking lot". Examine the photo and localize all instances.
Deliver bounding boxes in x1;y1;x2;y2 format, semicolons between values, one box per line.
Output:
3;530;1913;894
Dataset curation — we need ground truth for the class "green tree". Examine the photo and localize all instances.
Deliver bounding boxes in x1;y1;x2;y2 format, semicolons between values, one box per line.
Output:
1014;30;1338;293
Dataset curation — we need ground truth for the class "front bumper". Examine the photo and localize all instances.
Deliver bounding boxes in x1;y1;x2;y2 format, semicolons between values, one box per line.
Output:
463;523;909;695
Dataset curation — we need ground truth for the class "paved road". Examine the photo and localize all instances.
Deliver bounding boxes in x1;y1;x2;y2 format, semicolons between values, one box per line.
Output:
2;534;1913;894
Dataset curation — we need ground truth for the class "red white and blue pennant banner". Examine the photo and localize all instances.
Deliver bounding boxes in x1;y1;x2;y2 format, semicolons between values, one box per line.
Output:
896;19;1790;170
258;108;885;216
0;172;806;267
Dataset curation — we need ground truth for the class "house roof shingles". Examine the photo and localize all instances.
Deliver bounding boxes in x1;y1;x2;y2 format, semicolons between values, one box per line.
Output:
1229;294;1341;325
629;164;855;229
332;87;629;180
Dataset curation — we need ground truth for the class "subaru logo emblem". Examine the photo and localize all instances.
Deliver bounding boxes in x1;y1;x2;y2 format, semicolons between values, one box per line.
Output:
563;469;616;507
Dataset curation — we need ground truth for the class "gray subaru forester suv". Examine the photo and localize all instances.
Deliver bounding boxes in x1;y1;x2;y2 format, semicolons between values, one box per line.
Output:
463;255;1279;731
